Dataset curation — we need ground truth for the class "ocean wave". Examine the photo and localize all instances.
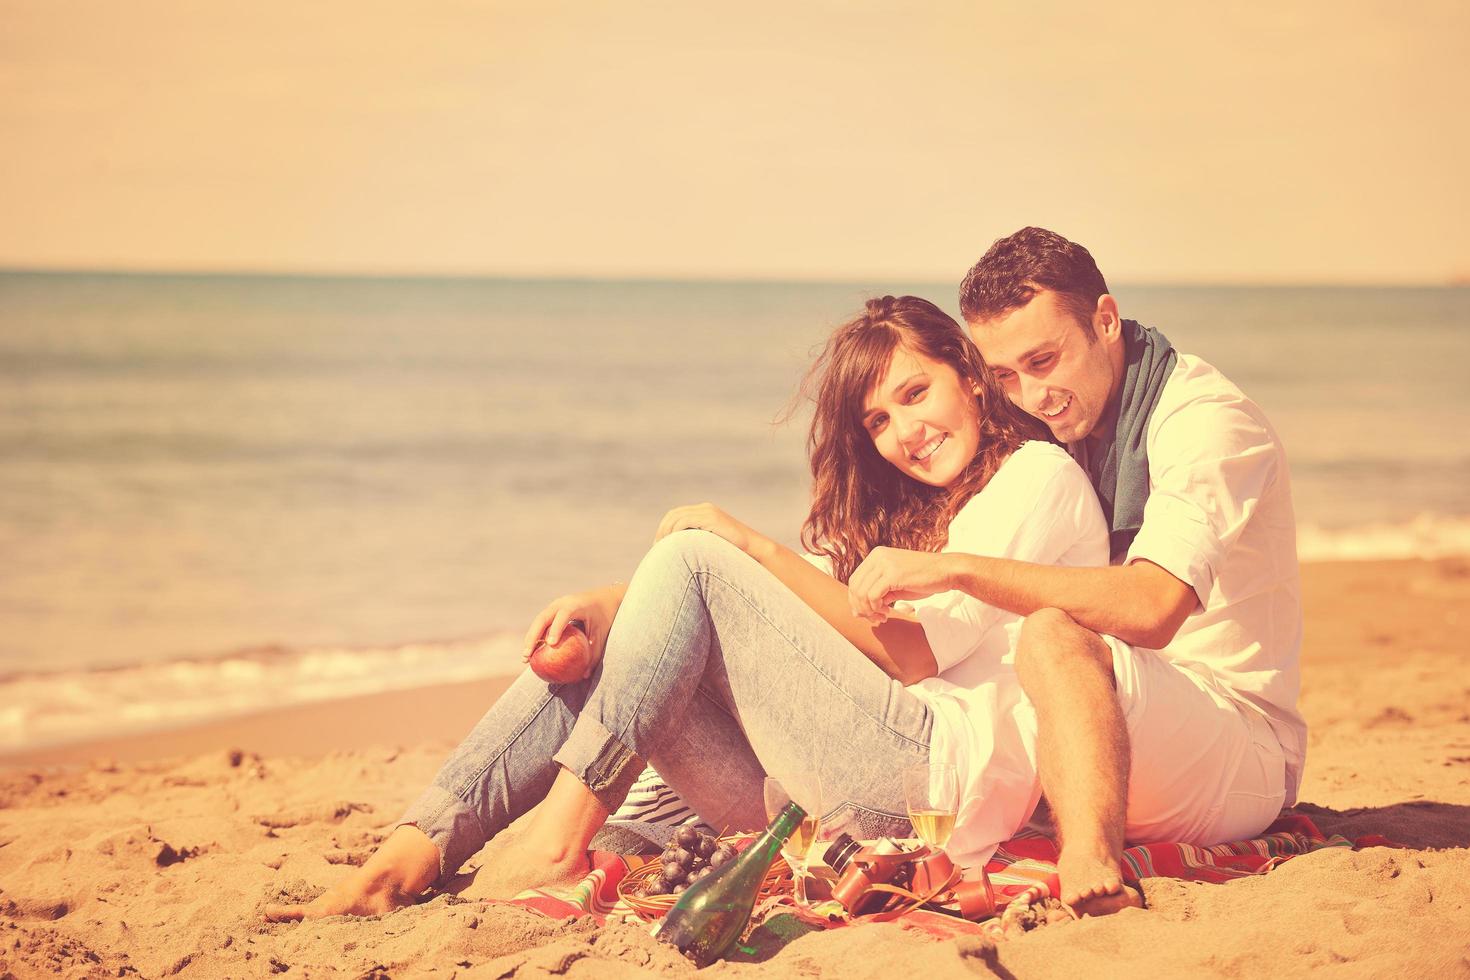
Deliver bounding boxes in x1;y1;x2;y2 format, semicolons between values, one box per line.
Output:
1297;513;1470;561
0;633;525;755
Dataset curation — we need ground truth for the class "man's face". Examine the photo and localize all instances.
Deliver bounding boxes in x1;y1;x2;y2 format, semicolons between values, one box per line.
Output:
968;289;1122;445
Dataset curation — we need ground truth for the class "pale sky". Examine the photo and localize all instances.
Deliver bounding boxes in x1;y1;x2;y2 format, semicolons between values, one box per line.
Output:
2;0;1467;282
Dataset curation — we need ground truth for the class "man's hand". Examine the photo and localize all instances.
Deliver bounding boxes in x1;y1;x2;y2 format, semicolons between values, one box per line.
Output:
654;502;772;560
848;547;954;624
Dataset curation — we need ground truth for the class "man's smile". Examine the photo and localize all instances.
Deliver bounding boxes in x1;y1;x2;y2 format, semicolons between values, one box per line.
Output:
1040;395;1072;420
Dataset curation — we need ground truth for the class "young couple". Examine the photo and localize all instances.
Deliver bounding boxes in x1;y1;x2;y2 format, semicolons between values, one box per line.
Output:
267;227;1304;921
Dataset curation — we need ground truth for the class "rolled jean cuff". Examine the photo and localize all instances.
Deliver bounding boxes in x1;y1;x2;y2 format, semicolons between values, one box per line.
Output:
398;783;484;886
552;714;645;814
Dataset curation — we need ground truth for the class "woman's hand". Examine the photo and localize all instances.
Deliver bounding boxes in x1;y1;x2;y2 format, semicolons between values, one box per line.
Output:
848;547;955;623
521;583;627;670
654;502;773;560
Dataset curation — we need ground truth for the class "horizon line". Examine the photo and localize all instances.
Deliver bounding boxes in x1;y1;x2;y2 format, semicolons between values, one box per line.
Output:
1;264;1465;290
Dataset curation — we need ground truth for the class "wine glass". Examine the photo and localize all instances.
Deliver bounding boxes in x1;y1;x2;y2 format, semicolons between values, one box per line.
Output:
763;774;822;904
903;763;958;852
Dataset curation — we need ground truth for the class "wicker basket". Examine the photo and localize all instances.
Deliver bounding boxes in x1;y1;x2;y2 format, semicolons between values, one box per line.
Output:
617;838;793;923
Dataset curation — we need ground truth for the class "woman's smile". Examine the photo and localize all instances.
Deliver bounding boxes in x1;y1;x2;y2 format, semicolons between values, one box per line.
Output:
910;432;948;462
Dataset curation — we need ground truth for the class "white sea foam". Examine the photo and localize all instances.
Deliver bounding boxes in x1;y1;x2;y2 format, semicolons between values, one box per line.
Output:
1296;513;1470;562
0;633;525;754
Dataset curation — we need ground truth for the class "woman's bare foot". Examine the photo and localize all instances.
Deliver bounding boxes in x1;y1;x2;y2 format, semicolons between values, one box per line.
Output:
1056;850;1144;917
267;767;610;920
264;825;441;922
460;835;592;900
453;764;605;900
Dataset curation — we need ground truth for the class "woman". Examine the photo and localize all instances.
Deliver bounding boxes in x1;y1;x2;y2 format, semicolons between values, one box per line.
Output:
266;296;1107;921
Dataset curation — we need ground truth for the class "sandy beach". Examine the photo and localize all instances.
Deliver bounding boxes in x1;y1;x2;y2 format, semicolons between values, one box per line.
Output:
2;558;1468;978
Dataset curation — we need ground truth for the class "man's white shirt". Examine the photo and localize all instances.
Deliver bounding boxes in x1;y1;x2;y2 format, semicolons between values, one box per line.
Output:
1119;353;1307;804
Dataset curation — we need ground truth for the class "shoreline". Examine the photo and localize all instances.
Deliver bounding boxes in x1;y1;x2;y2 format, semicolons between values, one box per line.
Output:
3;556;1466;771
0;675;514;769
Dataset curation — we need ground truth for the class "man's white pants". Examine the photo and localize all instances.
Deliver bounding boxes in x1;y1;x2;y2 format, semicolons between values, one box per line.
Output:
1104;636;1288;845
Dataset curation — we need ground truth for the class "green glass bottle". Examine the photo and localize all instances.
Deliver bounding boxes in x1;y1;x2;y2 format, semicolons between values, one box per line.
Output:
655;800;806;967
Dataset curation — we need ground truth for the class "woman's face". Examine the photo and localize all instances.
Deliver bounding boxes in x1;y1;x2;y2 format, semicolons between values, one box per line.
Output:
860;345;982;489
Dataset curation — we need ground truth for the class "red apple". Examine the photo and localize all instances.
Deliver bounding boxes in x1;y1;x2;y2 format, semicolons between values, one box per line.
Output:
528;622;593;684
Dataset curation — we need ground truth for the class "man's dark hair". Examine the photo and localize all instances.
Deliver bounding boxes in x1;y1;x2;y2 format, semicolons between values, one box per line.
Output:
958;227;1110;338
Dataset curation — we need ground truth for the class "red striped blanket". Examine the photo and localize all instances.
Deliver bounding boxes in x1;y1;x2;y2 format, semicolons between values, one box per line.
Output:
504;813;1394;936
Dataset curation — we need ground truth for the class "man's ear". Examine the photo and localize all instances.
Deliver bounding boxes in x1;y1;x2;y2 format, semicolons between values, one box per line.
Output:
1095;294;1122;341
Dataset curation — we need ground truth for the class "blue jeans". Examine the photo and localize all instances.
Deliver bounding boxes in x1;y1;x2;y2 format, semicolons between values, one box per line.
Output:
402;531;934;882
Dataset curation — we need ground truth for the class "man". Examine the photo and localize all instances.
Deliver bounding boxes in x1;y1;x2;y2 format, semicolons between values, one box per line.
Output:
848;227;1305;916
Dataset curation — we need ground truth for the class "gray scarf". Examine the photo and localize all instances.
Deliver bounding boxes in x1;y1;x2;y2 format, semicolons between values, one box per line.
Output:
1084;320;1177;563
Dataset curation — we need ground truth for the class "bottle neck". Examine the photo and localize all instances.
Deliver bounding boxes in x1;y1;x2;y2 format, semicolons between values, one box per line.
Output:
764;800;806;845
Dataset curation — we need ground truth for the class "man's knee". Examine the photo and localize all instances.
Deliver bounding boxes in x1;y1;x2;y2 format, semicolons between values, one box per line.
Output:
1015;608;1114;692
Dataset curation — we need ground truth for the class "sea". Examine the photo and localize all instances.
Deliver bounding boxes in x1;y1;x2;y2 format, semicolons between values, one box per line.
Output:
2;272;1467;753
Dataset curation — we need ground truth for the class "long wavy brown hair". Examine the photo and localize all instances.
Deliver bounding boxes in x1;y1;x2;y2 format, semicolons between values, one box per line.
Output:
798;295;1047;583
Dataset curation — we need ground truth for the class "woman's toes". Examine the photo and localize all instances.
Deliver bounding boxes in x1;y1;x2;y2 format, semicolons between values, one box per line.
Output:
263;903;308;923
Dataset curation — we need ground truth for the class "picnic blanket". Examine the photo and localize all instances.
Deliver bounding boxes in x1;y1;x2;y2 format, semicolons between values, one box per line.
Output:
503;812;1396;937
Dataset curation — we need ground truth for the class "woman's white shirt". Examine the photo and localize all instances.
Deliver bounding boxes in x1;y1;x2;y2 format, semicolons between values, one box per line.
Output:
904;440;1108;867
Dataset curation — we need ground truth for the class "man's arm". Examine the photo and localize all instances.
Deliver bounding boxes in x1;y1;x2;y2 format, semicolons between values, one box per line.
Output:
852;385;1285;652
849;547;1197;651
944;555;1197;650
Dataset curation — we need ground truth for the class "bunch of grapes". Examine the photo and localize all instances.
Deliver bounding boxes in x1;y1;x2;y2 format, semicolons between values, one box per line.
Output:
642;825;738;897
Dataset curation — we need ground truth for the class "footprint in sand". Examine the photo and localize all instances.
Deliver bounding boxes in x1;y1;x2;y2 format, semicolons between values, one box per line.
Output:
0;894;73;921
1363;706;1414;728
254;801;374;830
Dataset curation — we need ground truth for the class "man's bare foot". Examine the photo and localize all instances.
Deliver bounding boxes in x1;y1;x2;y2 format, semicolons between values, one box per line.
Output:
264;825;441;923
1056;851;1143;917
